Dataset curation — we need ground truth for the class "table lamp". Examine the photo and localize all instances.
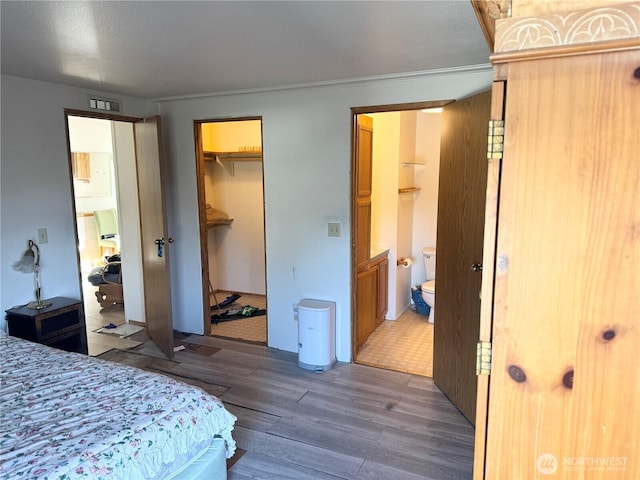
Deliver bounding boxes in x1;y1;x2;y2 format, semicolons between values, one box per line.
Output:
13;239;52;310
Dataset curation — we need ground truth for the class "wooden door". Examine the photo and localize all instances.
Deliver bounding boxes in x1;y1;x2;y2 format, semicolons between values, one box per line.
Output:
353;115;374;353
473;81;505;479
433;90;491;423
134;116;173;359
483;51;640;479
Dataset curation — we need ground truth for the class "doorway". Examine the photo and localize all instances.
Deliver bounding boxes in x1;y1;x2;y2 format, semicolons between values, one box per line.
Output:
352;93;491;424
194;118;267;344
352;103;447;378
66;115;145;356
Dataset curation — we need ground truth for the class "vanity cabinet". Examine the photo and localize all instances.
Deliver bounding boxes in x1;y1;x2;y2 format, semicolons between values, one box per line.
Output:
355;251;388;351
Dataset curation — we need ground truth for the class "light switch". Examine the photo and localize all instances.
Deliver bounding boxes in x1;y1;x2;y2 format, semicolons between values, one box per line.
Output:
38;228;48;244
328;223;341;237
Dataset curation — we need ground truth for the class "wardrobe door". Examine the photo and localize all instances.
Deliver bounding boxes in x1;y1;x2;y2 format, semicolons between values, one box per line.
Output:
484;50;640;479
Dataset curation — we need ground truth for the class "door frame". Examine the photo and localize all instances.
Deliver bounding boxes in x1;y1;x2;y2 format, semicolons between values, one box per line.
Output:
193;116;266;337
64;109;169;352
350;100;453;362
64;108;143;326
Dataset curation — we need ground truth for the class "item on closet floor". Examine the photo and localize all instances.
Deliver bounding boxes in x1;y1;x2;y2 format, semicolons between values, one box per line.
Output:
211;306;266;324
218;293;241;308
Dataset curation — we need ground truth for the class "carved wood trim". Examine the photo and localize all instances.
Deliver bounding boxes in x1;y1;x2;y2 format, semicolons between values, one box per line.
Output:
492;37;640;64
494;2;640;53
471;0;511;52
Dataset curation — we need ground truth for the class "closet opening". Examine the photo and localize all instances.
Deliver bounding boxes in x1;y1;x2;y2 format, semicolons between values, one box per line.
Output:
194;118;267;344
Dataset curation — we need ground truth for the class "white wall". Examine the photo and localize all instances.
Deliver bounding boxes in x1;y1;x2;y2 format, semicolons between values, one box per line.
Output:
156;67;492;362
370;112;400;317
411;112;442;287
371;110;436;319
396;112;418;316
203;120;266;295
0;74;151;331
0;69;491;355
209;160;266;294
112;122;145;324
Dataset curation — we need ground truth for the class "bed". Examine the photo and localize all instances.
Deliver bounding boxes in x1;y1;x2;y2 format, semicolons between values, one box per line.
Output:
0;333;236;479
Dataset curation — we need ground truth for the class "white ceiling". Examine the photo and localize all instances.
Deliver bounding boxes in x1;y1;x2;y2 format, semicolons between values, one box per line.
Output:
1;1;490;99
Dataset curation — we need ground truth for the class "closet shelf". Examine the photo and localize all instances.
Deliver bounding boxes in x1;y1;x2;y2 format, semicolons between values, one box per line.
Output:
207;219;234;229
204;151;262;176
204;151;262;162
398;187;421;193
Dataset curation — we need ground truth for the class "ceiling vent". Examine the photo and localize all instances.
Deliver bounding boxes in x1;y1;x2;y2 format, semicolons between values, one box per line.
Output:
87;95;121;112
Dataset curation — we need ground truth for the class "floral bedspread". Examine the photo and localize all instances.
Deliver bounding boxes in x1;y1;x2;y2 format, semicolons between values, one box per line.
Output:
0;334;236;479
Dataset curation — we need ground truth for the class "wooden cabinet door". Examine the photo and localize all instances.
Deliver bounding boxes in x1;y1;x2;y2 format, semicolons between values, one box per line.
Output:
354;115;373;272
353;114;375;353
355;267;377;350
484;50;640;479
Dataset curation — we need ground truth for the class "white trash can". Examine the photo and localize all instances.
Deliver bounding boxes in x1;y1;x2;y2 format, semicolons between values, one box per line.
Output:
297;299;336;372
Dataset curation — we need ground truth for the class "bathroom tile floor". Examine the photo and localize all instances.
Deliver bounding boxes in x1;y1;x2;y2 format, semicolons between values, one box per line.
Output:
356;307;434;377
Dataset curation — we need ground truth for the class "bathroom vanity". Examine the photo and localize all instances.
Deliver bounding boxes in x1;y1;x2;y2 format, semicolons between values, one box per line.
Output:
354;248;388;351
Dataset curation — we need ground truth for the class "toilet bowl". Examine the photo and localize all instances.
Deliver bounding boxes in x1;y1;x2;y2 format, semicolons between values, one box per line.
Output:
421;247;436;324
421;280;435;324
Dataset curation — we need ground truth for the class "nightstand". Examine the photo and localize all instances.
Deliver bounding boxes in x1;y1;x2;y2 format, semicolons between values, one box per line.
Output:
5;297;88;354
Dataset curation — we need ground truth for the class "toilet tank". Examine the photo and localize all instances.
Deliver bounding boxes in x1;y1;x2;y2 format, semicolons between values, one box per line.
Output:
423;247;436;280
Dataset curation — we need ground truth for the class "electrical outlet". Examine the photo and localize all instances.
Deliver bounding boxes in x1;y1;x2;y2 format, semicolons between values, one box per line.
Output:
328;222;341;237
37;228;48;244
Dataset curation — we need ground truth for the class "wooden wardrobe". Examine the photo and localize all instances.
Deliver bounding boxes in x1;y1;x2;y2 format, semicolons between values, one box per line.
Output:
472;1;640;478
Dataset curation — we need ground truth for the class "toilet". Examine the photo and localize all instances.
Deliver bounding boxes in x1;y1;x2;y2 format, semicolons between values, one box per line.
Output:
421;247;436;324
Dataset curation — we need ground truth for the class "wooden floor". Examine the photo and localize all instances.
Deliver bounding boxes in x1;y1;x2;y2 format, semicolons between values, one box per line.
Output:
99;332;475;479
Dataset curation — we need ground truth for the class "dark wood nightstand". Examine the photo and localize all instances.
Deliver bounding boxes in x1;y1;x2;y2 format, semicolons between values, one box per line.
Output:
5;297;88;354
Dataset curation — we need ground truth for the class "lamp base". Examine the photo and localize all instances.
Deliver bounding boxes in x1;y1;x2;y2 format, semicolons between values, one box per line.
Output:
26;300;52;310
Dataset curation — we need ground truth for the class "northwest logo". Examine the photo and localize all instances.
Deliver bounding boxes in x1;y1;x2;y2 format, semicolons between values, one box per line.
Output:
537;453;558;475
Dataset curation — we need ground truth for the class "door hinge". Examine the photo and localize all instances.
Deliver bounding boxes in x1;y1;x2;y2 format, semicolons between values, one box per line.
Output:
476;341;492;375
487;120;504;160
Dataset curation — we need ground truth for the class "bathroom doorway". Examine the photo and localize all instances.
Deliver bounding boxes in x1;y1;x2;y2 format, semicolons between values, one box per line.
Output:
351;92;491;424
194;118;268;344
351;102;448;378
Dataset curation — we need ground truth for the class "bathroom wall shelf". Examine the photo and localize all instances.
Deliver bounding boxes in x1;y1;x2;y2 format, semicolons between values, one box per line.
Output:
398;187;421;193
402;162;426;166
